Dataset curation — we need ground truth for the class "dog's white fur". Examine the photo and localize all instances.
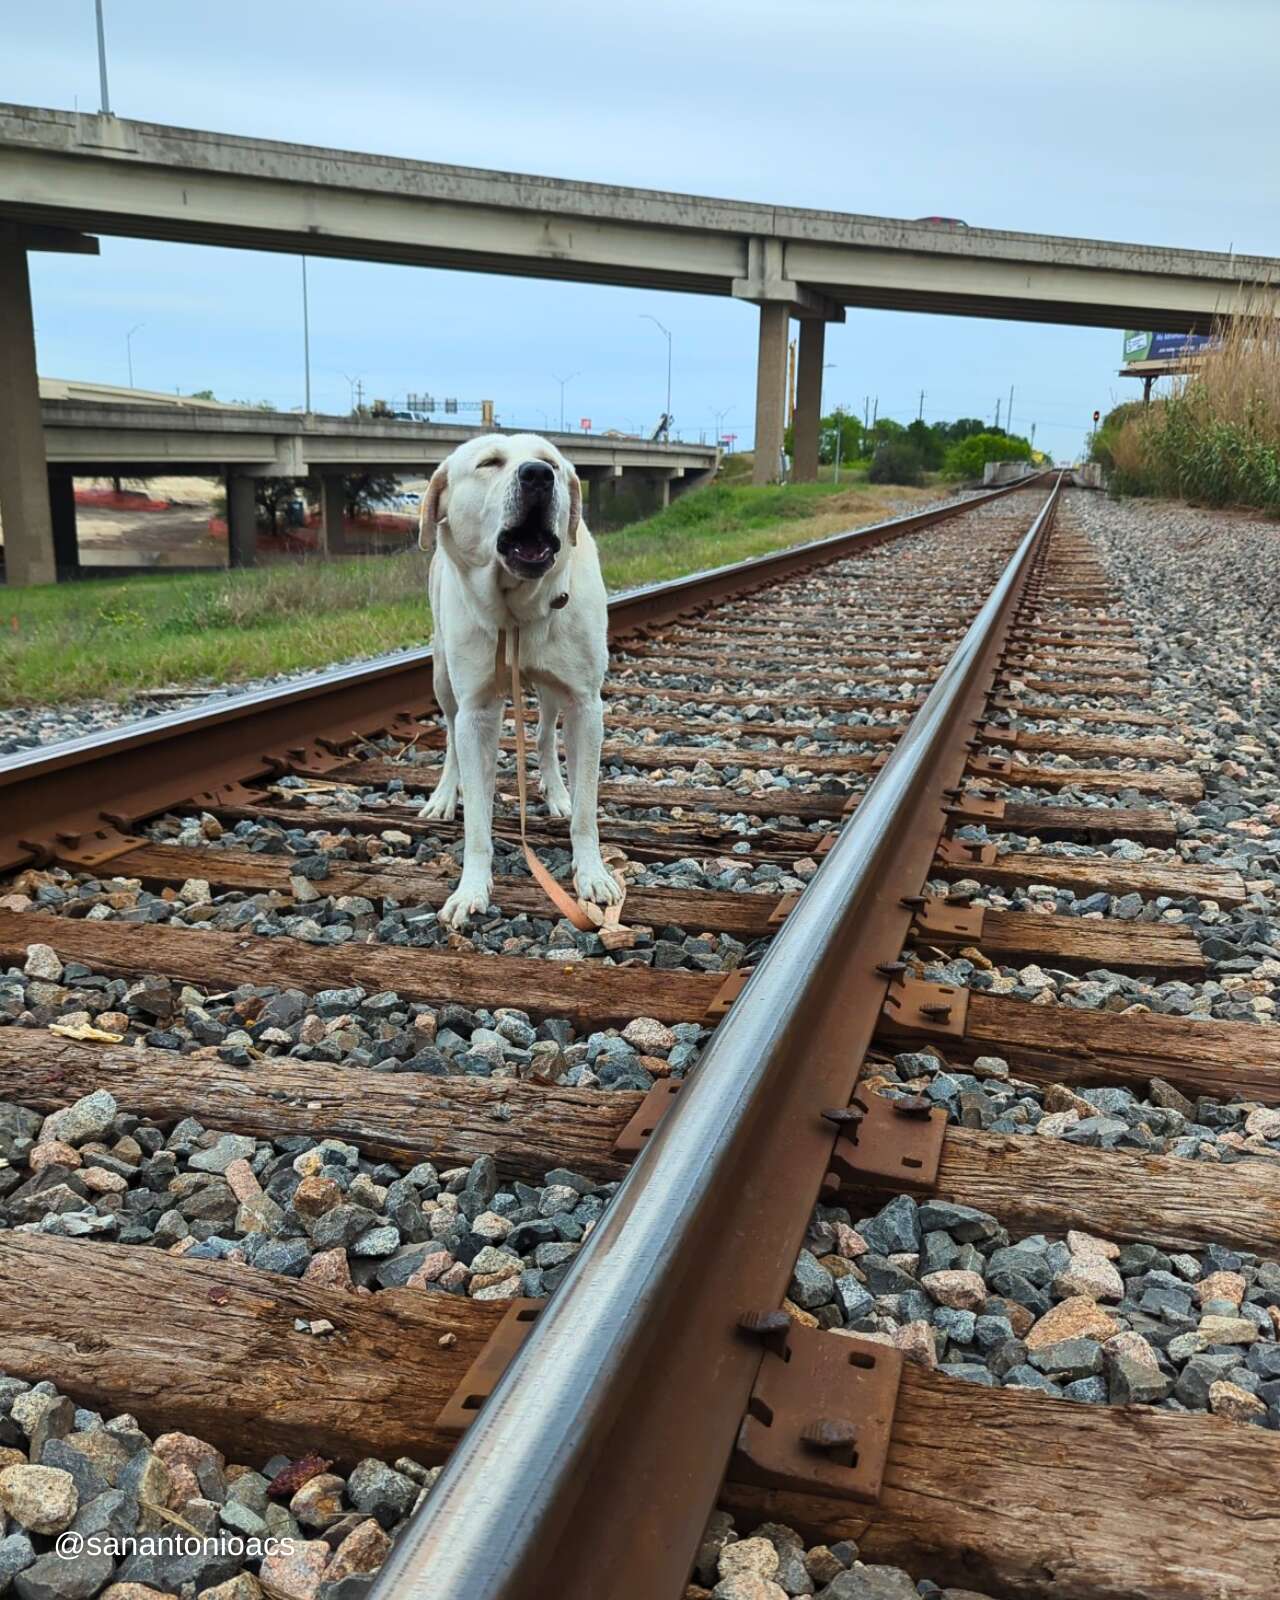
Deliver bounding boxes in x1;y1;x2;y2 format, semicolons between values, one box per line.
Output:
418;432;623;928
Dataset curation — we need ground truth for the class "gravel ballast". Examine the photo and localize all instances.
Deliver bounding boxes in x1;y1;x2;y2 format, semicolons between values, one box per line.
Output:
1;1084;614;1301
0;953;704;1092
0;1367;429;1600
791;1190;1280;1426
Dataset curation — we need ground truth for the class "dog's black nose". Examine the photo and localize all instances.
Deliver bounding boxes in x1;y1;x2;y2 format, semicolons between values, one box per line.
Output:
518;460;555;490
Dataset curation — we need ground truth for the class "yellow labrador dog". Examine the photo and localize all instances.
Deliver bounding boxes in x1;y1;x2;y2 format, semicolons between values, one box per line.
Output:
418;432;624;928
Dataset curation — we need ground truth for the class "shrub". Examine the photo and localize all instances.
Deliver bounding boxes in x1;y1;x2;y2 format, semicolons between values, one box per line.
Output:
1094;298;1280;511
942;431;1033;479
868;440;925;485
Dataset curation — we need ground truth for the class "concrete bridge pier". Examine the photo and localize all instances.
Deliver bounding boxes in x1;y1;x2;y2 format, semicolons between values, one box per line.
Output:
751;302;790;486
0;240;56;586
46;467;80;580
586;469;620;531
792;318;826;483
225;472;258;569
318;474;346;555
733;239;844;485
0;227;98;586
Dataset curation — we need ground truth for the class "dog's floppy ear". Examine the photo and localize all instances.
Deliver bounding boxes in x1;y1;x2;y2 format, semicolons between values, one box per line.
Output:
566;470;582;548
418;464;448;552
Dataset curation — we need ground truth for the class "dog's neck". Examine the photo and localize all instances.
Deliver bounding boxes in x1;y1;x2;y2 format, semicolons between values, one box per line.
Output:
491;564;570;626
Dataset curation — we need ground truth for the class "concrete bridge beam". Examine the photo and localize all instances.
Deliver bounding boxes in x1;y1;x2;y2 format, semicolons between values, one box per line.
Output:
0;240;56;586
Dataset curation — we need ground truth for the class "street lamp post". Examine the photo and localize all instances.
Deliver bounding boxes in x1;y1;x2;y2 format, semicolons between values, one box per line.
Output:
301;257;312;415
94;0;112;115
639;314;672;438
338;372;364;413
713;406;733;447
125;323;144;388
551;372;580;433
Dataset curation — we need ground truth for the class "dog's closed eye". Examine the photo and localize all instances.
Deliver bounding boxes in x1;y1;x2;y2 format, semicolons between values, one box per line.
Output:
477;455;504;470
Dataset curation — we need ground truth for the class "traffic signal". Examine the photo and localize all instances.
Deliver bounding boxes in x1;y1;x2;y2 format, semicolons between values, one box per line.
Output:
1092;410;1100;423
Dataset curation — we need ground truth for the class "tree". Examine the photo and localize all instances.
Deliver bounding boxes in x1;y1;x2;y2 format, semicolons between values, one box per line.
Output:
253;478;299;532
868;417;906;445
942;431;1033;479
343;472;402;519
937;417;989;443
868;439;925;485
905;418;945;469
820;410;866;464
782;411;866;465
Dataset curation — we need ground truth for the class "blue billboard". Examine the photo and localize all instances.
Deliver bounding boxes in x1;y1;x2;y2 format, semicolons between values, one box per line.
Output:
1123;330;1217;364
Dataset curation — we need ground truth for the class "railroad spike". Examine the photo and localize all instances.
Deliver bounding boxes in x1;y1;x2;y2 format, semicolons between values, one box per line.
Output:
875;961;908;979
820;1106;864;1128
738;1309;792;1356
919;1003;953;1020
892;1094;934;1119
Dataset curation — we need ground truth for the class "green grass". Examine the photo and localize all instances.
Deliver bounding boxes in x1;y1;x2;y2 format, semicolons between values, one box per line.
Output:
0;477;937;706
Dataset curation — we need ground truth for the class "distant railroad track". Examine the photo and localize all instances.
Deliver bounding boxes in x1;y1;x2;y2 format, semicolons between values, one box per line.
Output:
2;472;1278;1600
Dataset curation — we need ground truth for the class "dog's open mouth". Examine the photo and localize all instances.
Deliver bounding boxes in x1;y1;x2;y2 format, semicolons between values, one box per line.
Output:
497;513;560;576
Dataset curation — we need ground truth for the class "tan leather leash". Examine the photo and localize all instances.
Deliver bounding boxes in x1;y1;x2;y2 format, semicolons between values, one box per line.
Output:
501;626;627;934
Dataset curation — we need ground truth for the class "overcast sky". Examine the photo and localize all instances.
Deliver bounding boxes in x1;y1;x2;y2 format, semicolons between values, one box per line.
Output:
8;0;1278;458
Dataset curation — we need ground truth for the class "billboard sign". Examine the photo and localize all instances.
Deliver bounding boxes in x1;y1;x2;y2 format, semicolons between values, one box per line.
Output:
1123;330;1216;364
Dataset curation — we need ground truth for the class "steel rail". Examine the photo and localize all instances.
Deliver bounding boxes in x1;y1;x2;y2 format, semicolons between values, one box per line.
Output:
368;474;1063;1600
0;474;1045;873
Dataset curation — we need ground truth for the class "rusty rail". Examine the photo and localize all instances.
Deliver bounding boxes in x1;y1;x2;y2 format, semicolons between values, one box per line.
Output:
0;474;1045;875
367;475;1063;1599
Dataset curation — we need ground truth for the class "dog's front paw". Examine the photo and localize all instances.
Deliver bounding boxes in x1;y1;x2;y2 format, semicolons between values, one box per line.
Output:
439;877;493;927
541;778;572;819
419;784;458;822
574;857;624;906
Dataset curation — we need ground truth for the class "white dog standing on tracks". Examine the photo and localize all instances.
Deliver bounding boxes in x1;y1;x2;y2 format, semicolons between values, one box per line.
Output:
418;432;624;928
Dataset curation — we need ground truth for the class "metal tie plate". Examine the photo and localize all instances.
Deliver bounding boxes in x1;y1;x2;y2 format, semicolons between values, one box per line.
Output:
437;1300;544;1435
878;976;969;1039
612;1080;684;1159
827;1088;947;1192
733;1322;903;1502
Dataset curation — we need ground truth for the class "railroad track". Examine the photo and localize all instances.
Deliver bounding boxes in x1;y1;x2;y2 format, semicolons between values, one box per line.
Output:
1;472;1278;1600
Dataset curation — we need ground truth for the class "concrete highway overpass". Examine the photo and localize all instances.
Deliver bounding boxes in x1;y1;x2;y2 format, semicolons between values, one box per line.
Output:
29;390;716;572
2;101;1279;582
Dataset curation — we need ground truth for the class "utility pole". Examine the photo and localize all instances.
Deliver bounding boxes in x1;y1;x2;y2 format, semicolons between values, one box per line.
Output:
833;407;844;485
995;399;1002;431
872;397;878;427
94;0;112;115
1007;385;1015;435
918;389;925;420
1030;422;1037;452
863;397;870;433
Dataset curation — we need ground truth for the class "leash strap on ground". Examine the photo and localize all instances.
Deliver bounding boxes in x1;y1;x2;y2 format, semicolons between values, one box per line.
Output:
503;628;625;933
